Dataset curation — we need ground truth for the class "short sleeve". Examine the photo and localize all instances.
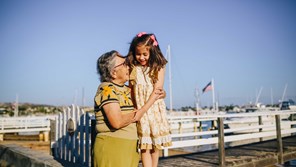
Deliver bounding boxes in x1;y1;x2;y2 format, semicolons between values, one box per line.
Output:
95;84;119;110
129;66;137;86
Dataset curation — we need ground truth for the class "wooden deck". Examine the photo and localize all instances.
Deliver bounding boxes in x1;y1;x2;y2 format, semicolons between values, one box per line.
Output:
142;135;296;167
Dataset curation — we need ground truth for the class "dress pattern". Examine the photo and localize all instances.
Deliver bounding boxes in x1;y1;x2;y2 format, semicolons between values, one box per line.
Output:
130;66;172;150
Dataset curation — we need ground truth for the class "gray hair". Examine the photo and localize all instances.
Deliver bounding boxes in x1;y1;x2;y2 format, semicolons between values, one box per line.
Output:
96;50;118;82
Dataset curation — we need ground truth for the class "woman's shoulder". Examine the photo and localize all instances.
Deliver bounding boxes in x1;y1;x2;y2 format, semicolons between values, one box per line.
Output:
98;82;115;89
98;82;131;93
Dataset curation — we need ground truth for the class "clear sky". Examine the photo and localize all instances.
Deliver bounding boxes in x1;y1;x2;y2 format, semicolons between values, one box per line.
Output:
1;0;296;109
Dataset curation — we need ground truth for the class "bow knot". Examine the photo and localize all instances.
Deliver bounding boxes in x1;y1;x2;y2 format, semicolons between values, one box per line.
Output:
136;32;158;46
137;32;147;37
150;35;158;46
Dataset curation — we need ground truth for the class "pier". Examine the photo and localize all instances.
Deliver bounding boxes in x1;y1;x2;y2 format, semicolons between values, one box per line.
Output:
151;135;296;167
2;105;296;167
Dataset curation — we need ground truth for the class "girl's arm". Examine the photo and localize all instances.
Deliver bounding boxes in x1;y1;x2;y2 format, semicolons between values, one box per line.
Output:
133;67;166;121
103;102;136;129
154;67;165;90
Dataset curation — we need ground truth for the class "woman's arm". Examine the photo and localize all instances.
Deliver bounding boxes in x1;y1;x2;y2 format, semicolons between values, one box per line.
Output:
103;102;135;129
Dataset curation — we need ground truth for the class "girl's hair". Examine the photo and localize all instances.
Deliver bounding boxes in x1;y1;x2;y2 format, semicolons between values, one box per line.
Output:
127;32;168;84
96;50;118;82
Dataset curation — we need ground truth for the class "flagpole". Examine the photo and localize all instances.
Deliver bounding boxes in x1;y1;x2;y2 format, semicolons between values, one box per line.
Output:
167;45;173;112
212;78;216;111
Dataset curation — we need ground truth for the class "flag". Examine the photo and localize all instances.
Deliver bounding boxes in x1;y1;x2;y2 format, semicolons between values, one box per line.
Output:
202;81;212;93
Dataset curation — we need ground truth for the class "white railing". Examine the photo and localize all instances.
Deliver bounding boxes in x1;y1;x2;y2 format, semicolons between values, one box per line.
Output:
0;116;51;134
164;110;296;166
51;105;296;167
52;105;93;167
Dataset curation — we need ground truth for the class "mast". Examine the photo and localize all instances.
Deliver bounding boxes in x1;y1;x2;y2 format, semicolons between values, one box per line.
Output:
279;84;288;109
270;87;274;105
211;78;216;110
82;87;85;107
167;45;173;112
281;84;288;102
255;87;263;105
14;94;19;117
195;86;200;111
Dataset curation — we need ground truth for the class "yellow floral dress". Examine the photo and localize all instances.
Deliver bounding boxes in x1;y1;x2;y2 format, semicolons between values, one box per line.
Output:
130;66;172;150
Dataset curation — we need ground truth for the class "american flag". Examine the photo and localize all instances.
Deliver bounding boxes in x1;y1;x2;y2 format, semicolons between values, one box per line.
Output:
202;82;212;93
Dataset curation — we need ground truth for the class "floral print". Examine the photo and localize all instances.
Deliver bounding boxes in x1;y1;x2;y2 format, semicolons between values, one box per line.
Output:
130;66;172;150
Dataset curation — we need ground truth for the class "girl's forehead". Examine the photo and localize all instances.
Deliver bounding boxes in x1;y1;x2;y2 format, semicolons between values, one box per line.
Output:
136;45;150;52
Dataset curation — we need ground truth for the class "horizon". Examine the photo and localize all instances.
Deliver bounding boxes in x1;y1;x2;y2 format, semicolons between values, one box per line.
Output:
1;1;296;109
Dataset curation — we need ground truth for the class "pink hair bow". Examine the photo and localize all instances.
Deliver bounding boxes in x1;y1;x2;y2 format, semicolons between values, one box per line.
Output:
137;32;147;37
150;35;158;46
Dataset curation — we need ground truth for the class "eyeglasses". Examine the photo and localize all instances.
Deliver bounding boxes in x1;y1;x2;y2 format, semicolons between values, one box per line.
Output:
113;60;127;69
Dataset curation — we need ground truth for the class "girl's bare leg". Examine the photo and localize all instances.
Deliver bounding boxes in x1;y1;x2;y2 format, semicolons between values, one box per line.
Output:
141;149;152;167
151;148;159;167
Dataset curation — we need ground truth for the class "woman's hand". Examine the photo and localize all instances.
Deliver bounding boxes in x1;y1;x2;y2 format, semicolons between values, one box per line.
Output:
157;89;166;99
151;88;165;101
132;109;142;122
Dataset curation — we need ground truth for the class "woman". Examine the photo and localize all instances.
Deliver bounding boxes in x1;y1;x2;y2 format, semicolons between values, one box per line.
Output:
94;50;163;167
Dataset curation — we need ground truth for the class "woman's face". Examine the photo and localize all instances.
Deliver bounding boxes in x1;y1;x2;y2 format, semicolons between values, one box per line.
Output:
113;56;129;83
135;45;150;66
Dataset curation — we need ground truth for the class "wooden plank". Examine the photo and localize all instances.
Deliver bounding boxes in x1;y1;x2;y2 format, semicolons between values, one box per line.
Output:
156;136;296;166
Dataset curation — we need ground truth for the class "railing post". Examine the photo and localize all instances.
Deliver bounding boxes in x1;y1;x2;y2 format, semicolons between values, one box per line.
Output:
199;121;203;131
275;114;283;165
85;113;90;166
258;116;263;142
91;118;96;167
194;120;198;139
163;148;169;157
194;121;197;132
178;122;182;134
218;117;225;167
211;119;217;130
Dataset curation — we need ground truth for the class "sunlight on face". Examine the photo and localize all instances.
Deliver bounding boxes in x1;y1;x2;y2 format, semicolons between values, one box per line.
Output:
135;45;150;66
113;56;129;83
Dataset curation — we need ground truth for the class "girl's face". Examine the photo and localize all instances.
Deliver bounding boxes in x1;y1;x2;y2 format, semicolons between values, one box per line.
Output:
135;45;150;66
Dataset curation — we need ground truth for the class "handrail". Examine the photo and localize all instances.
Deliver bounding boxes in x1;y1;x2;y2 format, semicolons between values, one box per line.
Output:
164;110;296;166
167;110;296;119
0;116;52;133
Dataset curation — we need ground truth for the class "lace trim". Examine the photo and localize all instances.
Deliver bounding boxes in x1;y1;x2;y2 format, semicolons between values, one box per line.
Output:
139;134;172;150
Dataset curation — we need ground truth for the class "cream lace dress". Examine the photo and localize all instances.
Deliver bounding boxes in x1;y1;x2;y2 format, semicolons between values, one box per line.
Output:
130;66;172;150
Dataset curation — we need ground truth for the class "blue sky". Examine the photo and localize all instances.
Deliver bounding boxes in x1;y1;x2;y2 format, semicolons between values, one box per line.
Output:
1;0;296;109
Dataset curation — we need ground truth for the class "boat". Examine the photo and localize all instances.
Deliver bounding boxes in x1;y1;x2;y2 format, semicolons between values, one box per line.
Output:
280;99;296;110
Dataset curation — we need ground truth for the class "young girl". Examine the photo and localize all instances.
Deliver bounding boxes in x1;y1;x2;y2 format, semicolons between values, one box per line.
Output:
127;32;172;167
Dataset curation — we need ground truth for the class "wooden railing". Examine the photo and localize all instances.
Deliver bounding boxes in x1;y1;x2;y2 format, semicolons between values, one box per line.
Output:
50;105;296;167
0;116;51;134
164;110;296;166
